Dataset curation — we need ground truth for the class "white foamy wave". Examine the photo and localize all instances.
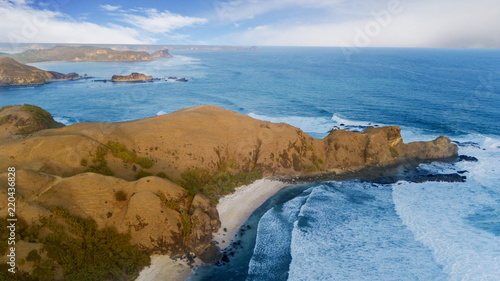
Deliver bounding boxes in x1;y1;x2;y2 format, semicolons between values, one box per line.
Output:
246;191;309;281
53;117;75;125
156;111;167;116
331;113;384;128
393;181;500;281
248;113;335;137
288;183;445;281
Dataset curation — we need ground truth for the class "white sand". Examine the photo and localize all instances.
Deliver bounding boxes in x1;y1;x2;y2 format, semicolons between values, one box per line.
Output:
137;178;288;281
136;255;200;281
213;178;288;249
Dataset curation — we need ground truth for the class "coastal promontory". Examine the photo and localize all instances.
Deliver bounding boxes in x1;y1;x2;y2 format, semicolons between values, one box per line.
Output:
0;105;458;280
0;57;80;86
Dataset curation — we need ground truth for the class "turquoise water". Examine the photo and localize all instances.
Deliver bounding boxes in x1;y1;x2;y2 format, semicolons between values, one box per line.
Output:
1;47;499;280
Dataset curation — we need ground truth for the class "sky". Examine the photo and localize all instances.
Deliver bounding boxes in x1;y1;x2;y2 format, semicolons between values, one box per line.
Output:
0;0;499;48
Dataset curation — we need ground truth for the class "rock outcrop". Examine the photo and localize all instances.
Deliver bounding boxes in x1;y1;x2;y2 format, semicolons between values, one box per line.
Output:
111;73;153;82
152;49;173;59
0;57;80;86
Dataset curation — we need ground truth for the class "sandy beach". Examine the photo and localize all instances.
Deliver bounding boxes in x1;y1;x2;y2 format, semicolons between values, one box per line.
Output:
212;178;289;249
136;178;288;281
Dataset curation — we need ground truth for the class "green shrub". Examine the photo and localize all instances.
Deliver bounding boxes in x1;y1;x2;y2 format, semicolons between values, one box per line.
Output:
115;190;128;201
158;192;179;211
80;158;88;166
85;146;114;176
20;104;57;128
156;172;169;179
26;249;41;263
40;207;150;280
177;163;262;201
135;157;153;169
389;146;399;158
108;141;135;163
136;170;152;180
180;210;192;242
0;105;12;112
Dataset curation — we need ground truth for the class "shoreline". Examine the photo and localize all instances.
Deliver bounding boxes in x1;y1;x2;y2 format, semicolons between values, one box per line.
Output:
136;178;289;281
212;178;289;250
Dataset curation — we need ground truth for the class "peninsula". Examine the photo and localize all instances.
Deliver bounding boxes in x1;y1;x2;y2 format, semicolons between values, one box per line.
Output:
1;46;172;63
0;57;80;86
0;105;458;280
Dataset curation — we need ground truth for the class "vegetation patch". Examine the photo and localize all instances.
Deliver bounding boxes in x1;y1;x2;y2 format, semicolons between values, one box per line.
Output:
158;192;179;211
136;170;152;180
179;210;192;243
108;141;154;168
176;162;262;202
39;206;150;280
115;190;128;201
156;172;169;179
84;145;114;176
389;146;399;158
0;105;13;112
20;104;62;129
26;249;41;263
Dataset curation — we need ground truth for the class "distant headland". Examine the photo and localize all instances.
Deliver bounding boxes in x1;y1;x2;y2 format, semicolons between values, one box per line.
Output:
0;46;172;63
0;57;81;86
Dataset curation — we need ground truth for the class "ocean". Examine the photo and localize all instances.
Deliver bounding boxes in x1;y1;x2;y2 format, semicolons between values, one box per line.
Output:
1;47;499;280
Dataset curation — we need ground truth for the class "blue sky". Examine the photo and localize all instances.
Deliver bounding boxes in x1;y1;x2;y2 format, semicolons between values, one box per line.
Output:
1;0;499;47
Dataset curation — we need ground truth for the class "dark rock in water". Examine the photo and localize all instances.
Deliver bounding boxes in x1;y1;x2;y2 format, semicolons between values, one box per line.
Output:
221;254;230;263
176;78;188;82
453;141;480;148
223;227;227;232
197;244;222;263
410;173;466;183
458;155;478;162
340;123;345;126
457;170;468;174
168;77;177;80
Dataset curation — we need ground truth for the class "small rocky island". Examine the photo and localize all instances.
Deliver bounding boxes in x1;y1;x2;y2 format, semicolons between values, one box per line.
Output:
111;72;153;82
0;57;80;86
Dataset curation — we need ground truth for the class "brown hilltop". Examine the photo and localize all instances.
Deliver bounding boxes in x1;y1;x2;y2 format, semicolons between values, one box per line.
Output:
0;105;458;180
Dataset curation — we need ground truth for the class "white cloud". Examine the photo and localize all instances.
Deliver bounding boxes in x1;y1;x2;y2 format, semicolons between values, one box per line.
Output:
100;4;121;12
0;1;150;44
119;8;208;34
217;0;500;48
213;0;344;22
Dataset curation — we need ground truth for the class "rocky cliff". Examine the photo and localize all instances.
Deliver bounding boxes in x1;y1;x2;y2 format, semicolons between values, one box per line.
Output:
0;57;80;86
0;105;458;279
